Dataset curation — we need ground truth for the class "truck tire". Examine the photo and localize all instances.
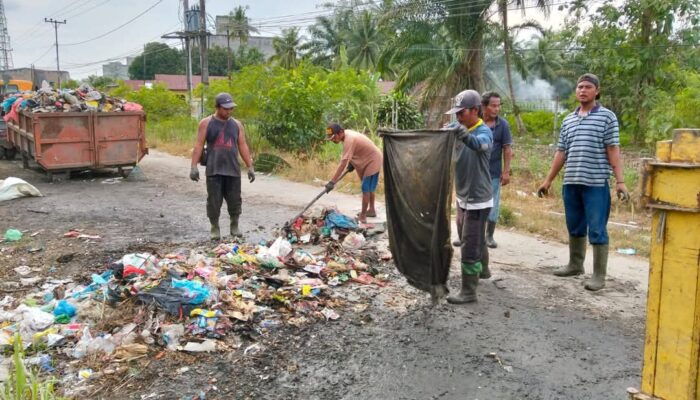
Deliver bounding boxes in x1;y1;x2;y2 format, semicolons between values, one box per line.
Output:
4;147;16;160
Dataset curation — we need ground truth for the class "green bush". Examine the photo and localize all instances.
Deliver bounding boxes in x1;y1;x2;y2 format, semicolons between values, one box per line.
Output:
125;83;189;121
377;91;424;130
146;115;198;147
201;62;380;154
505;110;563;140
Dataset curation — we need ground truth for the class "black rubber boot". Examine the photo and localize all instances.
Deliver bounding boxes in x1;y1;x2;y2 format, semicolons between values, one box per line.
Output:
585;244;608;291
447;272;479;304
480;243;491;279
554;236;586;276
485;221;497;248
230;214;241;237
210;221;221;241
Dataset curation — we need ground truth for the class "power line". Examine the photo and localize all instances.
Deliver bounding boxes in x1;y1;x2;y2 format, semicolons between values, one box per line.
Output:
62;0;164;46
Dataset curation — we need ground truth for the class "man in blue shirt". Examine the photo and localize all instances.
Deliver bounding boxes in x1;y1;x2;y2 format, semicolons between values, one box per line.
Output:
445;89;493;304
481;92;513;249
538;74;629;291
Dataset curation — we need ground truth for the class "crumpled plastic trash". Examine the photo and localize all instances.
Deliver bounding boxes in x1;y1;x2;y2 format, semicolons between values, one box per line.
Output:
171;279;211;304
182;340;217;352
325;210;358;230
16;305;55;332
123;102;143;111
113;343;148;362
3;229;22;242
268;237;293;258
122;253;160;277
161;324;185;351
342;232;366;250
53;300;77;322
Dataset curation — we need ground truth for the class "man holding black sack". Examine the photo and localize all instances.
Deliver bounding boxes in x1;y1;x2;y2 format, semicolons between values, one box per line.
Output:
190;92;255;241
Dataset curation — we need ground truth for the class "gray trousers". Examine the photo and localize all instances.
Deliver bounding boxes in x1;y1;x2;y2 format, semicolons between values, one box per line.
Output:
456;206;491;265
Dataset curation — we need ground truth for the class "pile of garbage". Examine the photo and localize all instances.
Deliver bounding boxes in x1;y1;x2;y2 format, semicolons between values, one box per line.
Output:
0;209;388;389
2;81;142;124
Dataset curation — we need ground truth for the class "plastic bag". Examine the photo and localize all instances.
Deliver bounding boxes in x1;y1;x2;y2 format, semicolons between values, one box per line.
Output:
268;237;292;258
171;279;211;304
325;210;358;230
53;300;77;322
342;232;366;250
0;177;42;202
16;305;55;331
161;324;185;351
123;102;143;111
122;253;160;277
3;229;22;241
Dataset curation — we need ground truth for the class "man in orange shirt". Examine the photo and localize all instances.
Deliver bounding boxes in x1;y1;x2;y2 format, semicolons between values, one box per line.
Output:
325;123;382;223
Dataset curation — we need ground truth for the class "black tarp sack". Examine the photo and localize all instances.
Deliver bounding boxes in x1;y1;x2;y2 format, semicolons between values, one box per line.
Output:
381;128;456;297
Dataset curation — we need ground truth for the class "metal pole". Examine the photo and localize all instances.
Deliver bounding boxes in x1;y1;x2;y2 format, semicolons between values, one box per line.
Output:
199;0;208;117
226;28;231;83
44;18;66;89
142;44;146;85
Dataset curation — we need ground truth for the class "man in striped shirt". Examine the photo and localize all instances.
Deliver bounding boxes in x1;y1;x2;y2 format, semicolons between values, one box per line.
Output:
537;73;629;291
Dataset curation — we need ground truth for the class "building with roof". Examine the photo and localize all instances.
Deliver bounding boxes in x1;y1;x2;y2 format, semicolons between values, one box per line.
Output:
122;74;227;94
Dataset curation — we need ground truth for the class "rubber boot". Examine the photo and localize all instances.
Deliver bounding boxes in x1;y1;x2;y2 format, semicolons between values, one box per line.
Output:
480;244;491;279
447;263;480;304
585;244;608;291
230;214;241;237
210;221;221;241
485;221;497;248
553;236;586;277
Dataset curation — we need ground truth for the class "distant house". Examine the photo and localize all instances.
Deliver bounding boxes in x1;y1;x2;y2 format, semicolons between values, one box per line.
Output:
122;74;227;95
377;80;396;96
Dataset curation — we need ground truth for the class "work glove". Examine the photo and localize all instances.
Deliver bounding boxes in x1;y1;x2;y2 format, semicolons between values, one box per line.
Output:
325;180;335;193
346;164;355;173
189;167;199;182
247;168;256;183
616;183;630;202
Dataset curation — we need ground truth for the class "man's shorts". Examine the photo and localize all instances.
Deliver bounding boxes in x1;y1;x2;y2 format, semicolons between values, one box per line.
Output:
361;173;379;193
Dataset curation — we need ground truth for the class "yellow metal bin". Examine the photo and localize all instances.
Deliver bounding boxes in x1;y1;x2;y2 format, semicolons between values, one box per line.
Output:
631;129;700;400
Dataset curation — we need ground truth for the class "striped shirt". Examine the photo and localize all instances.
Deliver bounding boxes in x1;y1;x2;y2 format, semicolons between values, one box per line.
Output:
557;104;619;187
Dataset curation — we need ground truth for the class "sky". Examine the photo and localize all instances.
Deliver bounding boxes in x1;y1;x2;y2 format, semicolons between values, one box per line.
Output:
4;0;567;81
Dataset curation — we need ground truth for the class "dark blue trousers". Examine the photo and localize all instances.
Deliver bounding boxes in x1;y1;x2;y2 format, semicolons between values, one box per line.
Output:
562;183;611;245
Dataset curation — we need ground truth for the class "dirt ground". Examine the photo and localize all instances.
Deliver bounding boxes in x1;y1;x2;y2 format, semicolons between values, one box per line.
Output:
0;150;649;399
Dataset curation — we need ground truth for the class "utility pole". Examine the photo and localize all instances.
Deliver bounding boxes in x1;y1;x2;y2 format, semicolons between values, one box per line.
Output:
226;28;231;83
142;44;146;85
44;18;66;89
184;0;192;109
199;0;208;117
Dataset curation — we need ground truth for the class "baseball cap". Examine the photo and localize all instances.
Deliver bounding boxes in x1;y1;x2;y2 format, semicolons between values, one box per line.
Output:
445;89;481;114
326;123;343;139
215;92;236;109
577;73;600;88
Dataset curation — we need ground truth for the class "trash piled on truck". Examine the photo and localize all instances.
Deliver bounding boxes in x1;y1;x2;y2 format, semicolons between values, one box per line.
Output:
0;208;388;395
2;81;142;124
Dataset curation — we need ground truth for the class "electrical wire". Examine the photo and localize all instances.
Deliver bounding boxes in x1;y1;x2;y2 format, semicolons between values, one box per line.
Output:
61;0;165;46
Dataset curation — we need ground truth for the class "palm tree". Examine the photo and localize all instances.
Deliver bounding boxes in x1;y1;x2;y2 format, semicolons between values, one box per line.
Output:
303;15;345;68
271;28;303;69
525;31;564;82
498;0;551;135
227;6;259;45
378;0;492;125
346;10;384;71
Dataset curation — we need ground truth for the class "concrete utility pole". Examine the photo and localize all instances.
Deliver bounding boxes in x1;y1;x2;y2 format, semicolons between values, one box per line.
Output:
184;0;192;107
199;0;208;116
44;18;66;89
